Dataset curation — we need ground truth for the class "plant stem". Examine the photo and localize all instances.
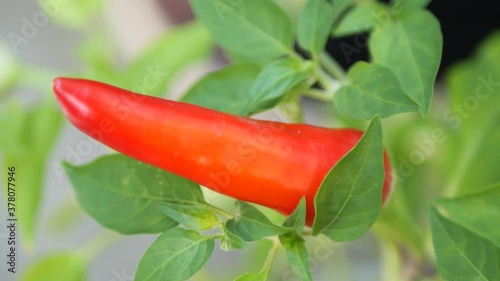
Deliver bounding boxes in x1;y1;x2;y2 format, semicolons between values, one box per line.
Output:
210;233;225;240
302;229;313;236
277;91;305;123
303;89;334;102
261;239;282;277
315;66;337;91
319;52;347;81
377;231;403;281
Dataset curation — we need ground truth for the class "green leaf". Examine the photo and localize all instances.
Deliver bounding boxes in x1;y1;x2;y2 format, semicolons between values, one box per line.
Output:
445;32;500;131
369;10;442;116
79;22;212;96
331;0;356;23
77;31;121;85
47;199;86;235
64;154;204;234
234;272;267;281
0;100;63;159
392;0;431;14
157;201;219;231
1;159;42;252
281;197;307;241
0;102;24;157
334;61;418;120
441;121;500;198
333;2;388;37
441;32;500;196
19;252;87;281
181;63;261;114
435;185;500;248
430;206;500;281
134;228;215;281
312;116;384;241
37;0;104;29
243;57;313;115
235;241;281;281
189;0;294;61
273;0;308;25
278;238;313;281
476;31;500;75
220;224;247;251
297;0;334;57
0;41;20;95
121;21;213;97
225;201;289;242
0;100;63;250
30;101;65;158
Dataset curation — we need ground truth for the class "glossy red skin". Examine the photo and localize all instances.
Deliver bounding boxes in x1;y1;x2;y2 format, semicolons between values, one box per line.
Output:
53;78;392;225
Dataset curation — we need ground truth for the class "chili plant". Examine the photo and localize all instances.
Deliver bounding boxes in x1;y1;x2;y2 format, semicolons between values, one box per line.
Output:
3;0;500;281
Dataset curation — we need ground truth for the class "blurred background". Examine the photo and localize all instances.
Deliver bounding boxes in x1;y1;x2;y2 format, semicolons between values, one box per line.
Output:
0;0;499;281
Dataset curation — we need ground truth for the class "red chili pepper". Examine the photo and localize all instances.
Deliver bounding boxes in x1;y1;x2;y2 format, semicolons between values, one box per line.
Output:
53;78;392;225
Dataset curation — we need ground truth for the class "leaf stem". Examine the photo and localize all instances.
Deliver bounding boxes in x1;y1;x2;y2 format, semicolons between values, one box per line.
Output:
302;229;313;236
375;229;403;281
319;52;347;81
209;233;225;240
202;203;234;220
261;239;282;277
302;89;334;102
289;49;305;62
315;66;337;91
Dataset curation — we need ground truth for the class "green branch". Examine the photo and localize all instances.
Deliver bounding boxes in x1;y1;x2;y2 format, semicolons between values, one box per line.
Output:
319;52;347;81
